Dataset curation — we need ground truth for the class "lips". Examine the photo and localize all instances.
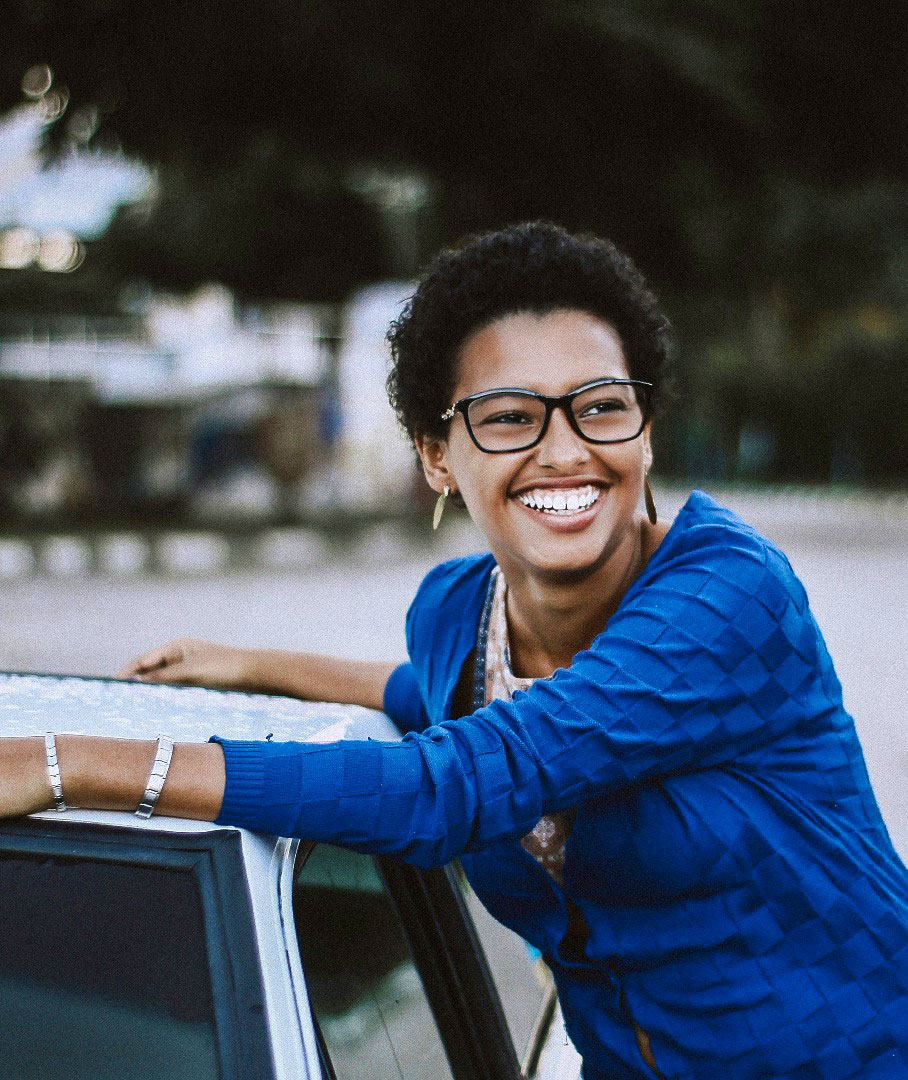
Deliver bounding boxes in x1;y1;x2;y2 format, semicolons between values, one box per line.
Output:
516;484;601;515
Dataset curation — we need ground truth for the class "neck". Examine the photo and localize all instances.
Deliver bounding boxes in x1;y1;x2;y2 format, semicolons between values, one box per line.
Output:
502;517;665;678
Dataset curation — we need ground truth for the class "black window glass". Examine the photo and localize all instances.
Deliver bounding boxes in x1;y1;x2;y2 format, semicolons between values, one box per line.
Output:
293;844;455;1080
0;853;220;1080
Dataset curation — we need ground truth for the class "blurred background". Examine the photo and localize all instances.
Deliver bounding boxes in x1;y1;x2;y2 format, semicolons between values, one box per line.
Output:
1;2;906;847
3;0;908;528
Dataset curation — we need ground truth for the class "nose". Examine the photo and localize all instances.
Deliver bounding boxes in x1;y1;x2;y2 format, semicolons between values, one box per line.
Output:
534;404;591;469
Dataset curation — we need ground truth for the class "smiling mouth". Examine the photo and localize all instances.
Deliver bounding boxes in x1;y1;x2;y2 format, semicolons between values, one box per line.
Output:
516;485;601;515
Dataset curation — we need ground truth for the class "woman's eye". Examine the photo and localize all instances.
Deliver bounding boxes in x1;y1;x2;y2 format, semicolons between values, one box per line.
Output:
478;410;534;426
580;398;626;417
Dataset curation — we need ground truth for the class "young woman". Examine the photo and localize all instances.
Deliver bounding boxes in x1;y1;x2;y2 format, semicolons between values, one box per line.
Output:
3;223;908;1078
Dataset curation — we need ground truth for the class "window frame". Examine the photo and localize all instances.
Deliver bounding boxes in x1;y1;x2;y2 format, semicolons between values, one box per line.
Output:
293;842;522;1080
0;817;276;1080
379;858;523;1080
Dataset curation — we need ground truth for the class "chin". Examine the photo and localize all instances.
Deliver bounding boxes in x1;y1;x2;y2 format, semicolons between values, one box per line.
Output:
518;540;615;584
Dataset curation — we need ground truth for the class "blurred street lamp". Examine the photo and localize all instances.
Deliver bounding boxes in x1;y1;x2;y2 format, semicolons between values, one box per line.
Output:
347;165;434;277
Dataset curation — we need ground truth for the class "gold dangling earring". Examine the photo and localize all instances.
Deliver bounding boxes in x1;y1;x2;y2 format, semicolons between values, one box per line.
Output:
432;485;450;530
644;475;658;525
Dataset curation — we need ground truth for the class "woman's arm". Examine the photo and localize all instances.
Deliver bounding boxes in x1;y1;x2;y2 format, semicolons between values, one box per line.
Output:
248;651;398;711
0;528;811;854
210;528;820;866
119;638;397;712
0;736;225;821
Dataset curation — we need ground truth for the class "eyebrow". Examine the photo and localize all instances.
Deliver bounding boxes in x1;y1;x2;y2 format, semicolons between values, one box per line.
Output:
460;378;634;398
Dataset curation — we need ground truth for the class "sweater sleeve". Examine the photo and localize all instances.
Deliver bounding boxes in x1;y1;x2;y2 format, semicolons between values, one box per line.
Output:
382;662;431;734
213;524;820;866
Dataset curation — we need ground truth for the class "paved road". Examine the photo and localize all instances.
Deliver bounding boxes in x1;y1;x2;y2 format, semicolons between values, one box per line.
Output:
2;494;906;857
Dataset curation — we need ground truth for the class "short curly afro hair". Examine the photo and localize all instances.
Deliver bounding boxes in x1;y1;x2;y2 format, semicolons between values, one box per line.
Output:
386;221;671;444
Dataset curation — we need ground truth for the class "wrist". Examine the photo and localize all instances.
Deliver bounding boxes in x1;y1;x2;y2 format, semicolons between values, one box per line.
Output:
57;735;152;811
28;736;57;814
239;647;268;692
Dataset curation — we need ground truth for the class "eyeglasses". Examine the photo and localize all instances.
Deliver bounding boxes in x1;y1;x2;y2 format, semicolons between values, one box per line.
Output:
440;378;653;453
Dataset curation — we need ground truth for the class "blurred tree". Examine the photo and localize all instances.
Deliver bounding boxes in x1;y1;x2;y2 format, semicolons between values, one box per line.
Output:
2;0;763;298
7;0;905;295
3;0;908;481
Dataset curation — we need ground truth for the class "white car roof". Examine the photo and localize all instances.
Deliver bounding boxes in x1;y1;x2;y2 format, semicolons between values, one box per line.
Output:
0;670;399;744
0;671;401;835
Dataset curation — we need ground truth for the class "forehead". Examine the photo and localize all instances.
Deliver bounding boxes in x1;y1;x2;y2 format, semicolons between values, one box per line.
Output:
454;309;629;397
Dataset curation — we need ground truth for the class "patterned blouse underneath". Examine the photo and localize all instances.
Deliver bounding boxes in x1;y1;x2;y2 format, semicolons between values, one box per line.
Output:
484;567;576;887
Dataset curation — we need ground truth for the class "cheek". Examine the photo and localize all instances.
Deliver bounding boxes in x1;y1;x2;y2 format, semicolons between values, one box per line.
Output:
456;469;510;513
445;439;512;500
596;443;646;478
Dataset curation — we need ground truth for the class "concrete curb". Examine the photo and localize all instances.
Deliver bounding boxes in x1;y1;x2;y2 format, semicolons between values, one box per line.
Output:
1;487;906;581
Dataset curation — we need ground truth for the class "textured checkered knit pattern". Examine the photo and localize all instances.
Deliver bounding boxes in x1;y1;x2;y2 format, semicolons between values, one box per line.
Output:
215;491;908;1078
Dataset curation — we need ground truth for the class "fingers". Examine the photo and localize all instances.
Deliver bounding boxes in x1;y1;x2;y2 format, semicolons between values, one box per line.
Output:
134;664;194;685
117;650;169;679
117;640;190;679
116;638;239;690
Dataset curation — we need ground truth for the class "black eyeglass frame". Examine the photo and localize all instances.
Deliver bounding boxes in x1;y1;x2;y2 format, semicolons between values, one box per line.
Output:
440;377;654;454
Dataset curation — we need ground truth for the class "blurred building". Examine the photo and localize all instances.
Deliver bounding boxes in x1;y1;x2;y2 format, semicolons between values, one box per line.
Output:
0;277;437;524
333;282;418;512
0;286;332;521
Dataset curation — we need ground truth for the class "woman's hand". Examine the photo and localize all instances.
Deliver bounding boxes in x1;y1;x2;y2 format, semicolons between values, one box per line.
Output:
117;638;255;691
120;641;398;711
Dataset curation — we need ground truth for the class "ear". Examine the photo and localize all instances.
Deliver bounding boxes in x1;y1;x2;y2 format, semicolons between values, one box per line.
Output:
414;432;456;495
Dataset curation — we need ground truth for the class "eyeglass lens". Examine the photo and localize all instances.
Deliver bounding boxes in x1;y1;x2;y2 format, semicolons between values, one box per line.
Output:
466;383;646;451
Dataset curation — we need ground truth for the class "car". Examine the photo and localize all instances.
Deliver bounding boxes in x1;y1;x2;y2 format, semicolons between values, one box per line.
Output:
0;671;583;1080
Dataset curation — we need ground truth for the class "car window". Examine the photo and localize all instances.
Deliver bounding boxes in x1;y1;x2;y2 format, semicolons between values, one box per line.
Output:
0;852;220;1080
454;868;551;1070
293;844;455;1080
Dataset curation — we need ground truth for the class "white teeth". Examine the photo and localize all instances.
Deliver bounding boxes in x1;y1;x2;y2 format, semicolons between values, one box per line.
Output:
517;485;600;515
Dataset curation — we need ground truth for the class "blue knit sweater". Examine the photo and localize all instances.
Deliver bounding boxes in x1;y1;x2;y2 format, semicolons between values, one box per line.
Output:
214;491;908;1078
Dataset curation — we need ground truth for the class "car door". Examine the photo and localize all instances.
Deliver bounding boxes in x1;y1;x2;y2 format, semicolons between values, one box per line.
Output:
0;817;275;1080
291;842;579;1080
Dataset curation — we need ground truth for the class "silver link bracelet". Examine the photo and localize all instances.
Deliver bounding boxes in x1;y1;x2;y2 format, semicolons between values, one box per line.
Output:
44;732;66;812
135;735;175;819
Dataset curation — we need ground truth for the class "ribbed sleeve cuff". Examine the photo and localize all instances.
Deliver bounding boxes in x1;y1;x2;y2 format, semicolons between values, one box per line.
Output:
210;737;268;827
208;733;446;858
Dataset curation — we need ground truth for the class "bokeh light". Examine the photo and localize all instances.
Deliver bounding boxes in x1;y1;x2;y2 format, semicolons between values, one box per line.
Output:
37;86;69;124
37;229;85;272
67;106;99;145
21;63;52;99
0;228;85;272
0;227;41;270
